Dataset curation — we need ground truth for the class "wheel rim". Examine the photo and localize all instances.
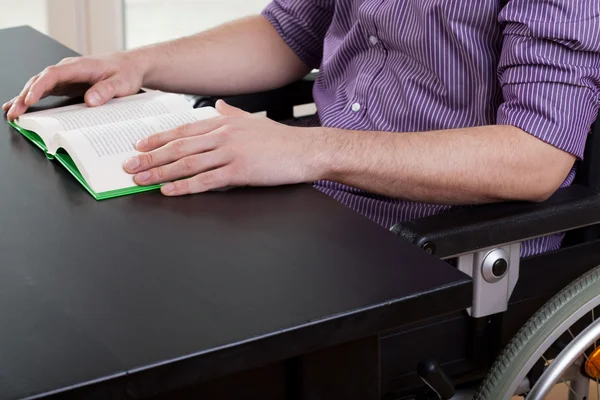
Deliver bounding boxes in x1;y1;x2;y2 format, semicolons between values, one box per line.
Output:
503;293;600;399
527;317;600;399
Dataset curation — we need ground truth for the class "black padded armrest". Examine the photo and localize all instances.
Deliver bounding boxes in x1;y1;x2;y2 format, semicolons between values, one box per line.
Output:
391;185;600;258
193;73;316;120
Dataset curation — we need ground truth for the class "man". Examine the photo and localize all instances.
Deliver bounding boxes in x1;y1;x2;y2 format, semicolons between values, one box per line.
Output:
4;1;600;257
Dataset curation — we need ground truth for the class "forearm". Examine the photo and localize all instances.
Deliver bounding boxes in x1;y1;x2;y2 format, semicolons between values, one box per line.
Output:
131;15;310;96
311;125;575;205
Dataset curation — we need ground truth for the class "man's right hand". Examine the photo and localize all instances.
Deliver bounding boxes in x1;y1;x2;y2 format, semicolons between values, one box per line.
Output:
2;52;148;121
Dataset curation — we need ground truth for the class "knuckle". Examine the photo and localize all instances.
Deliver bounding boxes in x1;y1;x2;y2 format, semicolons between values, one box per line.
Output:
25;75;38;87
219;126;234;141
104;79;118;94
171;138;186;154
201;170;227;189
219;168;232;186
182;156;196;172
140;152;154;167
38;68;56;85
59;57;75;64
110;78;125;91
15;93;26;104
44;65;57;76
148;133;161;147
155;166;166;180
175;124;189;138
174;179;190;194
199;172;213;187
227;162;243;179
227;163;239;177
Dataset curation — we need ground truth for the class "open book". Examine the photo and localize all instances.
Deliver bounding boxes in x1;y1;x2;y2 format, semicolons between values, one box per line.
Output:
8;91;220;199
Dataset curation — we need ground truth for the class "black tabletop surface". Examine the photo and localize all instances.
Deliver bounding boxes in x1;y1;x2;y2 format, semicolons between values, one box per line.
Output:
0;26;471;400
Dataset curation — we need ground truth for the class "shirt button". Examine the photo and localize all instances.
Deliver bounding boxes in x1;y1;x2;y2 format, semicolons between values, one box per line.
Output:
351;102;361;112
368;35;379;45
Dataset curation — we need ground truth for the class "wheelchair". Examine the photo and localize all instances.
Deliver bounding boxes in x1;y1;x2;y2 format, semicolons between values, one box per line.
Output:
193;73;600;400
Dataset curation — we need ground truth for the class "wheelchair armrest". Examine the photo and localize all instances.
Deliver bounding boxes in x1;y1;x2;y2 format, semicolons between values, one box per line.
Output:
391;185;600;258
193;72;316;121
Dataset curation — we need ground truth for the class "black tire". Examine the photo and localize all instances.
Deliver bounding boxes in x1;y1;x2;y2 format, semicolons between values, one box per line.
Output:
474;265;600;399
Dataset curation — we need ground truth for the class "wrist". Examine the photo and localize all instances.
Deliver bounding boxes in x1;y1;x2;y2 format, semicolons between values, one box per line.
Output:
123;46;156;87
303;127;343;182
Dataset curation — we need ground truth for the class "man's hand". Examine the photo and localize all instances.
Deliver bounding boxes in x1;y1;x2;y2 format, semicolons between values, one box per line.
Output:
3;16;310;122
123;101;324;196
2;52;148;121
122;99;574;204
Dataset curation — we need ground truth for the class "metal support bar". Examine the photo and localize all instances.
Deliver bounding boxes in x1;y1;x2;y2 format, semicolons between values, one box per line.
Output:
458;243;521;317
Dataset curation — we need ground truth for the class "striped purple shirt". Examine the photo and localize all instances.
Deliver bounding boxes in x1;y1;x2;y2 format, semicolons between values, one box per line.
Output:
263;1;600;257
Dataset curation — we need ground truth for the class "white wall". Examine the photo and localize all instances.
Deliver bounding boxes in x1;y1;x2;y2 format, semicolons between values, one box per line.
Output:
0;0;48;33
124;0;271;49
0;0;270;51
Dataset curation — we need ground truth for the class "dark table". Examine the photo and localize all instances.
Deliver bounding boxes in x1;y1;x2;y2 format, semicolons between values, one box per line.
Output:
0;26;471;400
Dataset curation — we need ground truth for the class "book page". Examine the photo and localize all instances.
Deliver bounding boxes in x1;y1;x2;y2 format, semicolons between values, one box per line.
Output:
77;112;198;158
15;91;192;146
54;107;221;194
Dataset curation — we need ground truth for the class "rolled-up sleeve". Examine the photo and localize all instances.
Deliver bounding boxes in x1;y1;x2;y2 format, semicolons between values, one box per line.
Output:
496;1;600;159
262;0;335;69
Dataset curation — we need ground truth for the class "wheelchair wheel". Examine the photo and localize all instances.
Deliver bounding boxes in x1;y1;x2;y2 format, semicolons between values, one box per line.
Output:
474;265;600;400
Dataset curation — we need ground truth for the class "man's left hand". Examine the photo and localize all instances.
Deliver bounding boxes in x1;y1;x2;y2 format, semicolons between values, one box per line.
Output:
123;100;323;196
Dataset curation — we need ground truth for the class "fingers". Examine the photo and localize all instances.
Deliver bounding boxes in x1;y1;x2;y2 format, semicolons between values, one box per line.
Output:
124;134;221;174
2;97;15;112
215;99;249;116
6;60;87;120
84;76;131;107
132;150;229;187
6;75;39;120
161;167;233;196
137;118;229;152
25;62;87;108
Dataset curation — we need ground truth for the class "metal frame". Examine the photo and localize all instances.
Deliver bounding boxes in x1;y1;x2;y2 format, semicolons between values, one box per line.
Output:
457;243;521;318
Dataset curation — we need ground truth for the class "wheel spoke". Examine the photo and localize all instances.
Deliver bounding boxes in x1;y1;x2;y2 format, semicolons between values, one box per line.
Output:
552;355;588;400
561;378;582;399
594;309;597;350
481;268;600;400
535;357;583;400
542;355;550;364
569;329;591;362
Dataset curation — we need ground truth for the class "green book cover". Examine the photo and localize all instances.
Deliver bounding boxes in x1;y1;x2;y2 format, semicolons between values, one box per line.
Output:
8;120;161;200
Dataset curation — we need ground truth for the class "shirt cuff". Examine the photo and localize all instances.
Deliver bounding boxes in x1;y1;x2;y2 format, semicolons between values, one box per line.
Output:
262;2;324;69
497;82;599;160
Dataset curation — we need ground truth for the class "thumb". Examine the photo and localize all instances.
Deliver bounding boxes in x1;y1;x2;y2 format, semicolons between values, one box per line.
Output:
85;76;132;107
215;99;249;116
